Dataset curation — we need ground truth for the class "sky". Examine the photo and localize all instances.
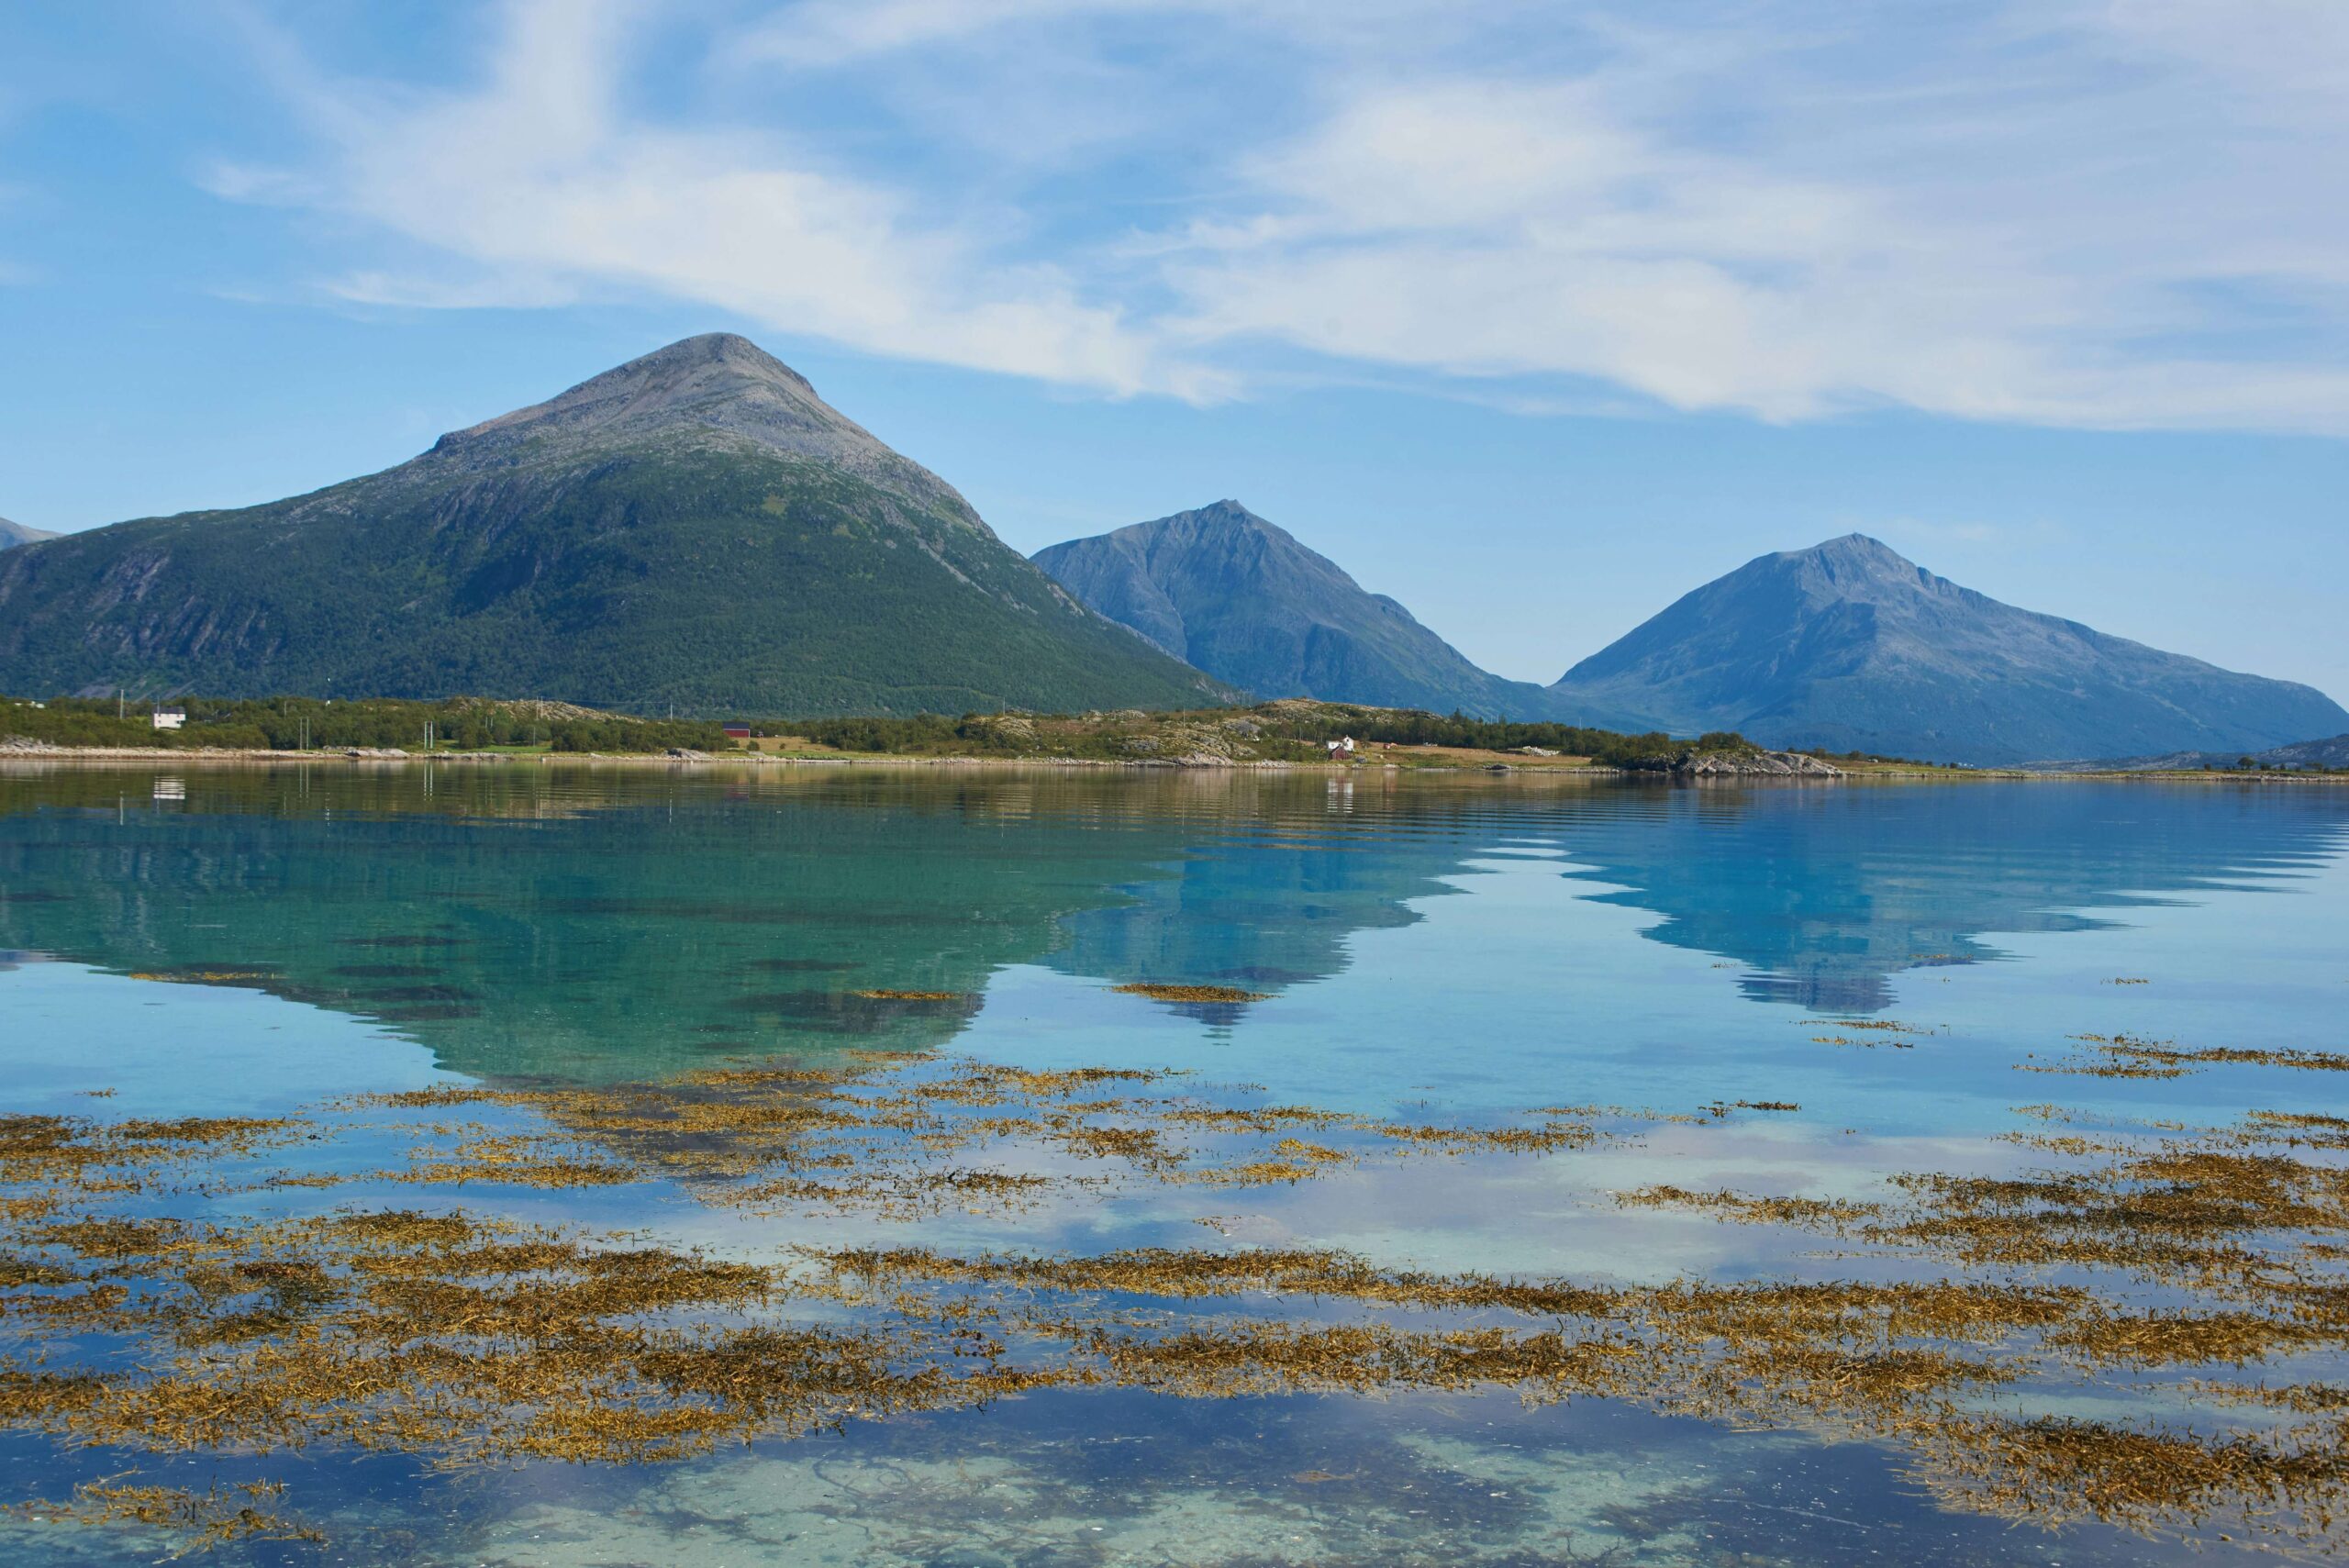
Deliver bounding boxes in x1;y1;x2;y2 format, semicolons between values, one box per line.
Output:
1;0;2344;697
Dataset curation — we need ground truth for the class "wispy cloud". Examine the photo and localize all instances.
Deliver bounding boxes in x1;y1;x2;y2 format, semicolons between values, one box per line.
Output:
217;0;1226;398
205;0;2349;432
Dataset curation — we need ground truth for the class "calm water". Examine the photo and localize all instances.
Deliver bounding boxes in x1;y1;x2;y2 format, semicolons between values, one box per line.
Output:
2;762;2345;1564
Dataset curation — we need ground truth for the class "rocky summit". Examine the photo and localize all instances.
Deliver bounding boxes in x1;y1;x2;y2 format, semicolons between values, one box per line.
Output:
1547;534;2349;766
0;517;56;550
1034;500;1557;717
0;335;1230;716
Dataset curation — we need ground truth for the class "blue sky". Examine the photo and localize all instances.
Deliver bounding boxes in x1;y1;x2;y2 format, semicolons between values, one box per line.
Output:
2;1;2345;697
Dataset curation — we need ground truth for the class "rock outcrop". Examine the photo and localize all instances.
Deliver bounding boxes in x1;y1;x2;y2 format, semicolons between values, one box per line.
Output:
1673;750;1842;778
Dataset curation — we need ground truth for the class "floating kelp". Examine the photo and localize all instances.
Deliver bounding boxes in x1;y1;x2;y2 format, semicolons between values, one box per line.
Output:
1620;1105;2349;1292
5;1479;322;1552
325;1056;1622;1218
0;1111;304;1184
1112;983;1272;1004
2024;1033;2349;1078
14;1173;2340;1546
128;968;278;986
6;1057;2349;1552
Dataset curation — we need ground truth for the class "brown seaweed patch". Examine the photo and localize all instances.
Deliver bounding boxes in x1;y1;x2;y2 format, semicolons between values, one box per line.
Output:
2024;1035;2349;1079
108;1116;299;1149
9;1054;2349;1546
127;970;277;986
1112;983;1272;1004
5;1479;322;1551
4;1139;2348;1550
1612;1106;2349;1297
39;1058;1699;1228
852;989;969;1002
1913;1414;2347;1532
1616;1186;1877;1229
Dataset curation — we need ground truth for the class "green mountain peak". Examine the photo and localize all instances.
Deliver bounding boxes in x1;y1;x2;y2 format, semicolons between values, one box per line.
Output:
0;337;1229;716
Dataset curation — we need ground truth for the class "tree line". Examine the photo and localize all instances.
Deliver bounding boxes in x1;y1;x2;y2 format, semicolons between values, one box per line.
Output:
0;696;728;754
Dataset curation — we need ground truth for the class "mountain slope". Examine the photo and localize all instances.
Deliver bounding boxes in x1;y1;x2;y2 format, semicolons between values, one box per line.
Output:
0;517;57;550
0;335;1230;715
1034;500;1557;717
2034;732;2349;773
1548;534;2349;765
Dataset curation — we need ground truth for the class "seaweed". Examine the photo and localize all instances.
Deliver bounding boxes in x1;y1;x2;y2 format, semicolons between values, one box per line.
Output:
6;1053;2349;1551
1112;983;1273;1004
6;1479;323;1554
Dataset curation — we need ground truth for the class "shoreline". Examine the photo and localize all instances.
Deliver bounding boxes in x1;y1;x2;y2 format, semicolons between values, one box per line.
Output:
1;743;2343;782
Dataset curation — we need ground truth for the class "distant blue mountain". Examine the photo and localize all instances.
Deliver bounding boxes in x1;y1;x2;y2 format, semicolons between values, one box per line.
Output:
1035;500;1562;718
0;517;56;550
1549;534;2349;765
2028;733;2349;773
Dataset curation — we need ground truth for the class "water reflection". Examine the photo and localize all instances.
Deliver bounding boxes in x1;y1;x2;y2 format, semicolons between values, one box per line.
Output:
0;767;2342;1085
1555;783;2348;1011
4;763;2347;1565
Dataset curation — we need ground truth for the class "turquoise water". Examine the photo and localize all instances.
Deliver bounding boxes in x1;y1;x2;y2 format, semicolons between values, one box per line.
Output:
2;762;2345;1563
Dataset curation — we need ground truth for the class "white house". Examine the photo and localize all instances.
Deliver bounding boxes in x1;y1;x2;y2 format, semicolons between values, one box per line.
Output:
1324;735;1356;758
151;706;185;731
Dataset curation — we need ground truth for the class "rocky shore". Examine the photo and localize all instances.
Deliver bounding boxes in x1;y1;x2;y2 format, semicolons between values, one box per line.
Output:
1674;749;1845;777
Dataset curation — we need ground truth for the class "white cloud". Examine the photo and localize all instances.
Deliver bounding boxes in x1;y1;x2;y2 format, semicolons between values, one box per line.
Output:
734;0;1167;68
223;0;1221;397
208;0;2349;433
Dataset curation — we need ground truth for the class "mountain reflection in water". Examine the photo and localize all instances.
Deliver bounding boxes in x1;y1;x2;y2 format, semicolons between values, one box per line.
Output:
0;765;2341;1081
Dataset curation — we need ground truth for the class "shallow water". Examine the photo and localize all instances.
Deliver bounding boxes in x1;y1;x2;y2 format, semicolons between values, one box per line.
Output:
2;762;2345;1563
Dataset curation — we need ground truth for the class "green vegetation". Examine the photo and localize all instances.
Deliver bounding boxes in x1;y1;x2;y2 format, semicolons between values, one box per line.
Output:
0;696;726;754
3;694;1801;770
762;701;1764;770
0;440;1229;717
1267;707;1758;766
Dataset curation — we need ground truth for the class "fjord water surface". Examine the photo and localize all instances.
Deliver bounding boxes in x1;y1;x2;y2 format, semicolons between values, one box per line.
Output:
1;763;2344;1564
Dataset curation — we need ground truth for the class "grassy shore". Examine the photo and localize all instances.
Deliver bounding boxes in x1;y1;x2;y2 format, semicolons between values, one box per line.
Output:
8;695;2341;778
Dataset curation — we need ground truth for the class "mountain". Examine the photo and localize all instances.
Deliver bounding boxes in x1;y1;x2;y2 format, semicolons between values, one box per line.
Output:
1033;500;1556;717
1547;534;2349;766
0;335;1230;715
2032;732;2349;773
0;517;57;550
